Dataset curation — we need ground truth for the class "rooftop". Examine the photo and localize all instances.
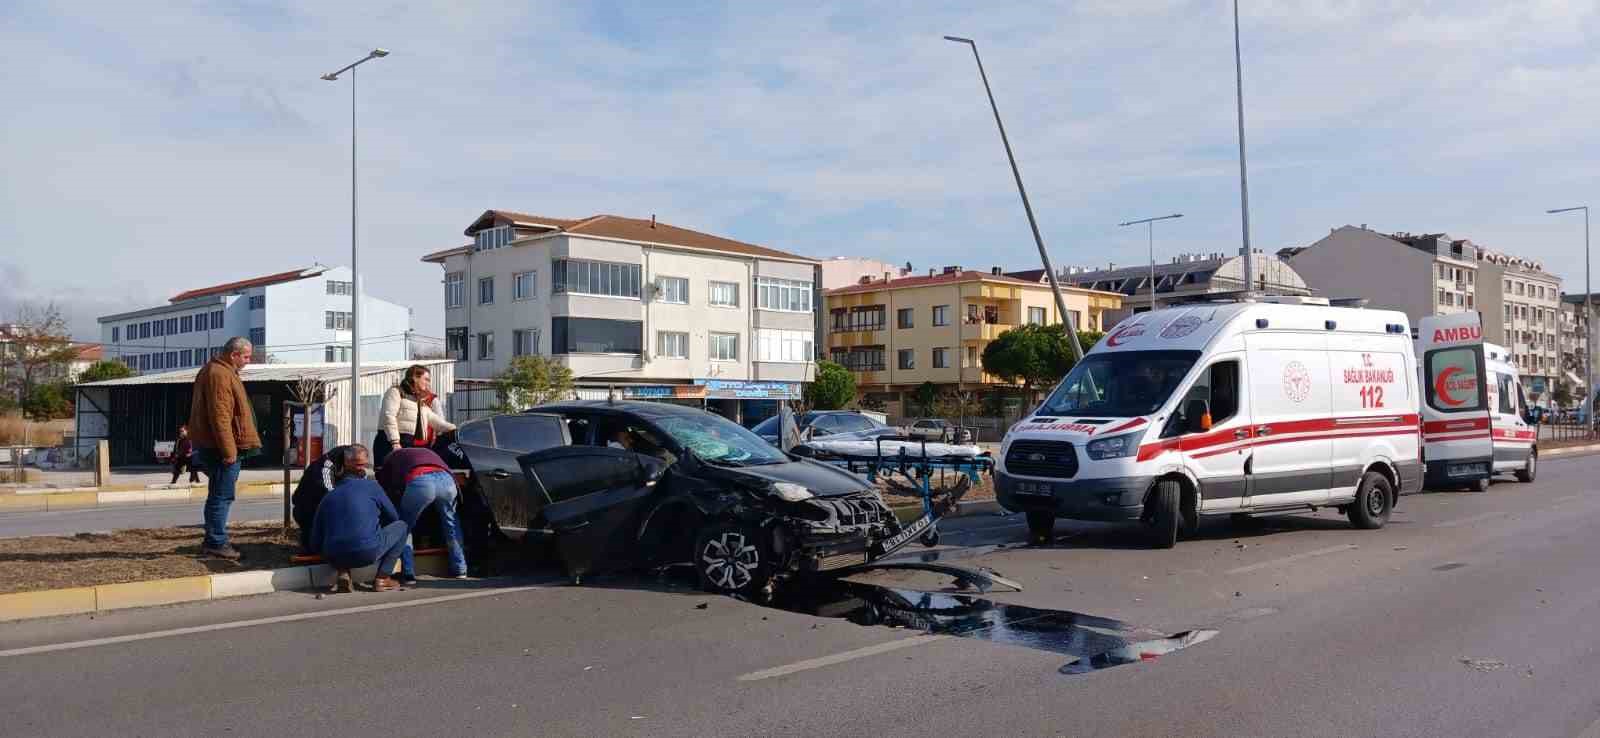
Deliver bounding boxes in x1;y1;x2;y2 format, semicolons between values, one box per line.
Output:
77;360;452;387
825;269;1049;296
426;210;816;264
169;265;330;303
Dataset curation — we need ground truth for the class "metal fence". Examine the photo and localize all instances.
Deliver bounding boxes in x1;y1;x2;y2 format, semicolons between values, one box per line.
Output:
1540;420;1596;443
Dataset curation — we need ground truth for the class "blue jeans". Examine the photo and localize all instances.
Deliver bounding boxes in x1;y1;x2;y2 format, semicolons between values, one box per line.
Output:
400;470;466;576
326;520;410;579
195;448;241;548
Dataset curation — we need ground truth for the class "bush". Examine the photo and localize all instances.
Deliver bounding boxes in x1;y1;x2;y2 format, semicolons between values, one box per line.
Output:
76;360;134;384
805;361;855;410
494;356;575;412
21;382;72;421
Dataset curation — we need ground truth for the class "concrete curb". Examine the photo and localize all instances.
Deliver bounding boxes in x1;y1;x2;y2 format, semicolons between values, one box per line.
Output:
0;483;285;512
0;551;452;623
1542;443;1600;457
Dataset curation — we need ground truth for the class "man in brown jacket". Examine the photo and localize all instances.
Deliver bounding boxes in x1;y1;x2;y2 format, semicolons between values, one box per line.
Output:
188;336;261;559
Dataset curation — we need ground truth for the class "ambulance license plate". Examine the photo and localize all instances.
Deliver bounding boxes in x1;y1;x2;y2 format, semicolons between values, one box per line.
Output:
1015;481;1054;496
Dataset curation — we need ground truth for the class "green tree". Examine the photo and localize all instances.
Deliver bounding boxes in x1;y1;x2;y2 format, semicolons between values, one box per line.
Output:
804;360;855;410
76;360;134;384
1552;379;1574;409
981;324;1105;395
494;355;575;412
911;381;939;416
2;302;81;406
21;381;72;421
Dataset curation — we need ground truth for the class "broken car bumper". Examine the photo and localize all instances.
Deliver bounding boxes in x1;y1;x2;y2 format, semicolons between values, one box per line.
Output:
995;471;1154;522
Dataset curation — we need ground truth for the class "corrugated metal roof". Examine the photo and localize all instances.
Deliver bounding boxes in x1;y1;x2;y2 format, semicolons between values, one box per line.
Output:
77;360;455;388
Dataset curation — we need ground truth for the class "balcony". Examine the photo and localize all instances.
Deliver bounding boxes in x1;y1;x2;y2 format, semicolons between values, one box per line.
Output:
960;321;1017;341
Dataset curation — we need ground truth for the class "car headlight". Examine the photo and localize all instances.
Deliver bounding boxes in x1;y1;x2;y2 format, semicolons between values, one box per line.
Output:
772;482;815;502
1085;430;1145;460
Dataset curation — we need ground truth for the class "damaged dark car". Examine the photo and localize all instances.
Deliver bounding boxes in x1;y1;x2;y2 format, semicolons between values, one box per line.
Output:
453;401;930;597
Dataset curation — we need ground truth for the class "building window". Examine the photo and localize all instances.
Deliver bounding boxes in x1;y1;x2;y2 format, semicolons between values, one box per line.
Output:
932;305;950;326
513;271;536;301
966;346;978;368
755;276;813;312
477;332;495;360
326;280;353;296
325;311;352;330
1466;294;1474;309
932;347;950;368
552;318;642;355
111;327;120;343
324;345;350;362
897;308;914;329
709;281;739;307
1505;305;1513;321
249;327;265;348
1438;289;1447;306
165;317;178;334
833;305;885;331
473;225;515;252
446;327;468;361
838;346;885;372
710;332;740;362
657;276;689;304
211;310;223;328
657;331;689;359
898;348;915;369
153;319;165;337
247;295;264;310
445;272;464;308
552;259;641;299
756;329;813;363
126;322;137;339
1438;264;1447;280
1467;271;1474;285
478;276;495;305
178;315;191;333
513;329;540;357
138;354;149;371
1028;307;1047;325
1505;279;1513;291
139;321;150;339
1517;283;1526;296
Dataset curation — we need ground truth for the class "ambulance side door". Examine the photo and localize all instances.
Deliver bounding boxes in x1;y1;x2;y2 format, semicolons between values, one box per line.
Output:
1242;333;1335;506
1173;354;1251;513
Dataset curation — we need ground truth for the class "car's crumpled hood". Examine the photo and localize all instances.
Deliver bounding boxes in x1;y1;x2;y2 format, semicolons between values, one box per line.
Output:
715;457;873;497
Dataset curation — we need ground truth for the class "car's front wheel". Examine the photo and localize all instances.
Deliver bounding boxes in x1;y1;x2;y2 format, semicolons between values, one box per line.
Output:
693;521;774;599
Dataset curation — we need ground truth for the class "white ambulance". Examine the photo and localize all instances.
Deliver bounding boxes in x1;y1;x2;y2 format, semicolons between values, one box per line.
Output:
996;297;1422;548
1415;314;1538;491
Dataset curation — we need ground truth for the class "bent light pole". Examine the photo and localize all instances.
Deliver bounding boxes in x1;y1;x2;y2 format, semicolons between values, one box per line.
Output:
1548;205;1592;435
944;35;1083;361
321;48;388;445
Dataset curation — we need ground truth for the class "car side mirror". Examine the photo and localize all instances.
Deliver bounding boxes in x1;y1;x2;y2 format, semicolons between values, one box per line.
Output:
1185;399;1212;434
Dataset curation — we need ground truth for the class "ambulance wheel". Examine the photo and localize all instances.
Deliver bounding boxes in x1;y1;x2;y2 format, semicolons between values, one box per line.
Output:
1348;471;1393;530
694;521;773;599
1464;476;1490;493
1145;480;1180;549
1515;450;1538;483
1025;511;1055;546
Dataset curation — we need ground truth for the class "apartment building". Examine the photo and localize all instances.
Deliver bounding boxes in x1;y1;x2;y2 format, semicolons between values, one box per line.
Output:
1477;249;1562;398
824;266;1121;417
422;210;821;424
1559;293;1597;405
96;265;412;373
1031;251;1311;326
1283;225;1566;404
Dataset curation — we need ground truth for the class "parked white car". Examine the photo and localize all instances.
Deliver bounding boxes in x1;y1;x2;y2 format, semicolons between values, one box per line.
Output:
907;419;973;443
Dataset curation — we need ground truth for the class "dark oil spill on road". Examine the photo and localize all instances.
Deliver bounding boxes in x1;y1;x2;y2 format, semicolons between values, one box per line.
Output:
769;578;1218;675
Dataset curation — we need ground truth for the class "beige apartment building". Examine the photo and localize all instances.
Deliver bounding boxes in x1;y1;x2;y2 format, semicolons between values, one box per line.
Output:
824;267;1121;416
1477;249;1562;398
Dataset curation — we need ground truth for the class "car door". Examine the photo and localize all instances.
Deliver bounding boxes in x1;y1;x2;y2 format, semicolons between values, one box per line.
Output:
1491;374;1534;471
520;446;667;580
1417;314;1491;485
453;414;567;528
1243;333;1334;507
1176;354;1250;513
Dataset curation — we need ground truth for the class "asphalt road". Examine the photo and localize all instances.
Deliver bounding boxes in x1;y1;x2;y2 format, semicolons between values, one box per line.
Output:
4;453;1600;737
0;499;283;538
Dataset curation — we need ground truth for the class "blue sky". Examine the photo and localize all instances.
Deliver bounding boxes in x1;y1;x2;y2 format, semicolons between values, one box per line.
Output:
4;1;1600;341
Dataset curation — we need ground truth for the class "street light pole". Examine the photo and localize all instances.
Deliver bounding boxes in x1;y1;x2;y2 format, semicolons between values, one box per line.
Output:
1118;214;1185;311
1548;205;1592;435
944;35;1084;361
322;48;388;446
1232;0;1254;298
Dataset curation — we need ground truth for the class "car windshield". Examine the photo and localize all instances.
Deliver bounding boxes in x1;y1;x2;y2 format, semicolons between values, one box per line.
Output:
1037;350;1201;418
656;414;789;465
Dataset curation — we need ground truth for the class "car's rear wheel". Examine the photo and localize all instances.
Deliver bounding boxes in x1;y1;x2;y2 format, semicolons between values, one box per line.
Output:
1463;476;1490;493
1515;449;1538;483
693;521;774;599
1025;510;1055;546
1348;471;1393;529
1145;480;1180;549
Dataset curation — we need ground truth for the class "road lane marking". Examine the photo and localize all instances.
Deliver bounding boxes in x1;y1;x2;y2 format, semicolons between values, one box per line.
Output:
736;635;948;681
1432;511;1509;528
1224;544;1359;575
1554;494;1582;503
0;584;551;659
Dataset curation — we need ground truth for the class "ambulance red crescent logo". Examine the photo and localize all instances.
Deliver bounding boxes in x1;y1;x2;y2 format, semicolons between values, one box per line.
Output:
1435;366;1467;406
1106;323;1146;347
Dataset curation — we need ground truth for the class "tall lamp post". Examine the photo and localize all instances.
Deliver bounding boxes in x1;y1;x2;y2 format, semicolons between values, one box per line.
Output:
1118;214;1184;311
321;48;388;446
944;35;1083;362
1232;0;1254;297
1548;205;1592;435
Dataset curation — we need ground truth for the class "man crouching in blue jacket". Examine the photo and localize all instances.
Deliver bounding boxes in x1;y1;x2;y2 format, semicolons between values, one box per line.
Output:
309;444;407;593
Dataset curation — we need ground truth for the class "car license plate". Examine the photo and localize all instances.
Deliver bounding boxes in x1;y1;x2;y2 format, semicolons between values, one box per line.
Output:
1015;481;1054;496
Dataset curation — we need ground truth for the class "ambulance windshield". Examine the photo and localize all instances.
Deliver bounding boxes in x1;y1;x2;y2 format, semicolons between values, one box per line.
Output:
1037;350;1200;418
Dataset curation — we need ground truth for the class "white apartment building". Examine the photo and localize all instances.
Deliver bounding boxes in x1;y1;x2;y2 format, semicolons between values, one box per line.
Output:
1283;225;1563;404
96;265;413;373
422;210;822;424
